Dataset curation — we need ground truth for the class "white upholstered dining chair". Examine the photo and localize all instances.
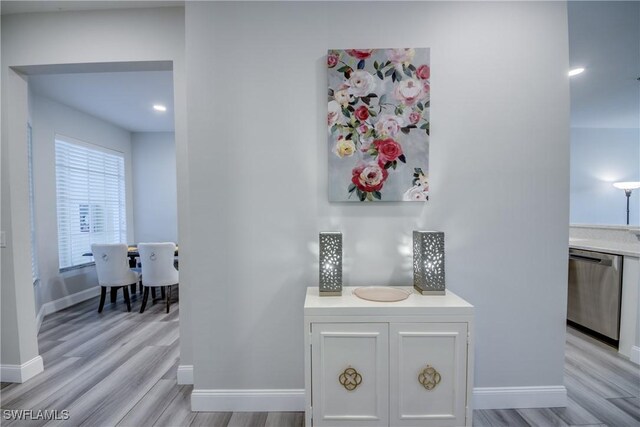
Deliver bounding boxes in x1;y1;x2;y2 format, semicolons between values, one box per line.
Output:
92;243;140;313
138;242;179;313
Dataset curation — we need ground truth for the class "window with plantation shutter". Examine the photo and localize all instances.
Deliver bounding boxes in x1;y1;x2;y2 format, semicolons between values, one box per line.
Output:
55;135;127;270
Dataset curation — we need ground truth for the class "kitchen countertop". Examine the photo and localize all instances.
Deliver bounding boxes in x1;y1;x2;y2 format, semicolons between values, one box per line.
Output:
569;238;640;257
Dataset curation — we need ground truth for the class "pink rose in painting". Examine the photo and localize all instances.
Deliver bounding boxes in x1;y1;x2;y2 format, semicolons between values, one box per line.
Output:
351;162;389;192
408;111;421;125
416;64;430;80
347;70;376;97
355;105;369;121
373;138;403;163
394;78;426;106
327;51;339;68
374;114;404;137
328;101;342;127
386;48;415;64
346;49;374;60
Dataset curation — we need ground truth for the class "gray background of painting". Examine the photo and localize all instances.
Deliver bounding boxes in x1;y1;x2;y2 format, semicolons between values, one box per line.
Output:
328;48;430;202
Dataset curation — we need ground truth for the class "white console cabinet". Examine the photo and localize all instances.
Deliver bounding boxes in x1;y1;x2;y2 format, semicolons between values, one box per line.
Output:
304;287;474;427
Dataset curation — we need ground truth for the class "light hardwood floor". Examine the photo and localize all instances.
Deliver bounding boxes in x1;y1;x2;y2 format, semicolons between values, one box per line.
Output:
1;294;639;426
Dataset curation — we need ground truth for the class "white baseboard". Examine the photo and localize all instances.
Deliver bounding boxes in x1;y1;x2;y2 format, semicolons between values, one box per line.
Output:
177;364;193;385
189;386;564;411
191;389;305;412
36;286;100;332
631;346;640;365
473;386;567;409
0;355;44;383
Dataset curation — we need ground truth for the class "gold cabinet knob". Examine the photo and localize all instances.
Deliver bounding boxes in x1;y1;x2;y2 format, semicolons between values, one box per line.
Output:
339;366;362;391
418;365;441;390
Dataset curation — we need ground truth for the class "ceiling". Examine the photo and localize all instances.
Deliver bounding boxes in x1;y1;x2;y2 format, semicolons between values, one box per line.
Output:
568;1;640;129
29;71;175;132
9;1;638;132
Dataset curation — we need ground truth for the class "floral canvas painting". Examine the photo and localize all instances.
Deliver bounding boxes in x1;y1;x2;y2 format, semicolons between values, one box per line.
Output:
328;48;430;202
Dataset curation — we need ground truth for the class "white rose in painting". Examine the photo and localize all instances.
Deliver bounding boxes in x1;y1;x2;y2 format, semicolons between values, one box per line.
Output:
374;114;404;137
417;173;429;189
328;100;342;127
334;89;352;106
334;136;356;158
393;78;426;106
387;48;415;64
403;185;428;201
347;70;376;98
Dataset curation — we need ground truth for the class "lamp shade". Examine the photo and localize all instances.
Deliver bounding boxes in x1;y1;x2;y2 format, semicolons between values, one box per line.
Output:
413;231;445;295
613;182;640;190
319;232;342;296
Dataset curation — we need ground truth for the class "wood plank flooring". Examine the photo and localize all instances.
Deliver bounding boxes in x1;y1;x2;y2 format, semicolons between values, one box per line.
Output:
1;294;638;426
474;327;640;427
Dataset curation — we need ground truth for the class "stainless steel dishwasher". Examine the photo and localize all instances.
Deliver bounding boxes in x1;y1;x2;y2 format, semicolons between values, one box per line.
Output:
568;248;623;342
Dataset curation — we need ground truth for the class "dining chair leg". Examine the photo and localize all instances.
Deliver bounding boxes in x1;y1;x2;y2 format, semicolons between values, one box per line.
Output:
161;286;166;300
130;283;136;294
123;287;131;312
151;287;156;300
139;281;143;294
166;285;171;313
98;286;107;313
140;287;150;313
110;287;118;303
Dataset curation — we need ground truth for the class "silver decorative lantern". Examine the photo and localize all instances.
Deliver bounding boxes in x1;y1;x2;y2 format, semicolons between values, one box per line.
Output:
319;232;342;296
413;231;445;295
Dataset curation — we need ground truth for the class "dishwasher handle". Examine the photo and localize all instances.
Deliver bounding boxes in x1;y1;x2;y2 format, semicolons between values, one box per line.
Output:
569;253;613;267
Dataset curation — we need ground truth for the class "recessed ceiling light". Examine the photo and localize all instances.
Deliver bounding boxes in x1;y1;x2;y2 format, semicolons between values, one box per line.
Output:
153;104;167;112
568;68;585;77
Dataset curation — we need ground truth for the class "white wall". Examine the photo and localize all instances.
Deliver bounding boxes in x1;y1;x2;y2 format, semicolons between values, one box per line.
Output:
570;127;640;225
2;2;572;407
132;132;177;244
30;93;134;313
1;68;40;370
1;7;191;371
186;0;570;407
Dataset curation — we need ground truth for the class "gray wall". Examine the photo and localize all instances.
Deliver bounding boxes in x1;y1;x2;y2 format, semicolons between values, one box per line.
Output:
1;68;40;367
2;2;572;398
186;0;570;392
132;132;178;244
30;94;134;313
570;128;640;225
1;7;192;369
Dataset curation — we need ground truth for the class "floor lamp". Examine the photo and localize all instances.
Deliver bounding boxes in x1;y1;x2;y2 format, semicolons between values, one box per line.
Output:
613;182;640;225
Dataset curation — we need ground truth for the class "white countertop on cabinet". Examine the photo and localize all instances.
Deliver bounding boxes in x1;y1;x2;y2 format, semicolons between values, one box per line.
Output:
304;286;473;317
569;238;640;257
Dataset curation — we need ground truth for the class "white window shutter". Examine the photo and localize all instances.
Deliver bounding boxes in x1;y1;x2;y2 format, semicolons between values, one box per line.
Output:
55;136;127;270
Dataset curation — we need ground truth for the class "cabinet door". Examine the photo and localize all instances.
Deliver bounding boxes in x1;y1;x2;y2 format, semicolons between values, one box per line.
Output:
390;323;468;427
311;323;389;427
